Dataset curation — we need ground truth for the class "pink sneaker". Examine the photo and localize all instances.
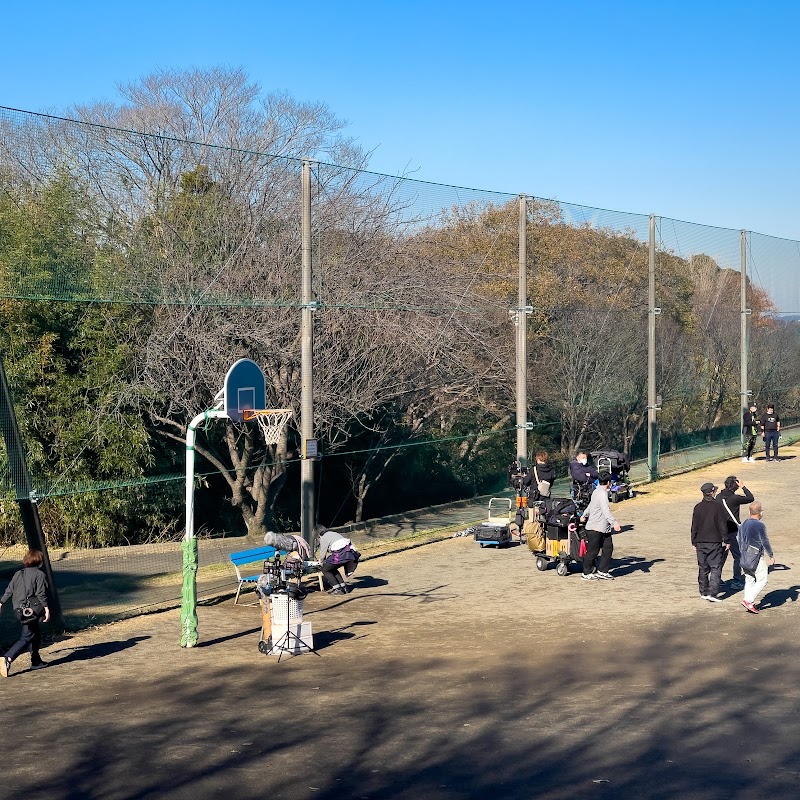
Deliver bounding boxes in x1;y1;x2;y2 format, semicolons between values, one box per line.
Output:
741;599;759;614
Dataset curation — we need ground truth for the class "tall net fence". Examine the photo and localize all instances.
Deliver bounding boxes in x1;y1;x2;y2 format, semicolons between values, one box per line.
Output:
1;104;800;637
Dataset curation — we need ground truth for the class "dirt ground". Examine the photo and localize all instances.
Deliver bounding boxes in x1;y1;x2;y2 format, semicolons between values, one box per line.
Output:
4;448;800;799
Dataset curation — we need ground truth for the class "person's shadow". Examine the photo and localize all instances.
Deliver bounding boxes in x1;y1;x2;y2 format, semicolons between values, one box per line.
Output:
46;636;151;665
758;585;800;610
611;556;665;577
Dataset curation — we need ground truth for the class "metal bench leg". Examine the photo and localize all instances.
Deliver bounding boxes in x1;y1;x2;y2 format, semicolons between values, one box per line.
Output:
234;581;243;605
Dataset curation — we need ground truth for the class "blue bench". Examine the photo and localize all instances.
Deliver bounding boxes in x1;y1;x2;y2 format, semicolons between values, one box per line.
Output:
229;545;324;605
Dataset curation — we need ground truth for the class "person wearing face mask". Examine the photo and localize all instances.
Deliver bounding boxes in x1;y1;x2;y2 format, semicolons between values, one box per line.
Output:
570;450;599;486
570;450;599;512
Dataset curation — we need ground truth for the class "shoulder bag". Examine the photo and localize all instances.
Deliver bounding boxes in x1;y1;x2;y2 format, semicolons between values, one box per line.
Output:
15;570;45;624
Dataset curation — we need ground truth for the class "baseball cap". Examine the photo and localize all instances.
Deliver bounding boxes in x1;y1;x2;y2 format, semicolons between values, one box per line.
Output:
700;482;717;494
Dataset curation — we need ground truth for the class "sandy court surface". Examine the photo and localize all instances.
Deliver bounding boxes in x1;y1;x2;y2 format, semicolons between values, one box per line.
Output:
3;446;800;799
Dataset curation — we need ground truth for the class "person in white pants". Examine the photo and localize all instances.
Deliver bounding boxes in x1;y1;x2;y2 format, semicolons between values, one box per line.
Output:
738;501;775;614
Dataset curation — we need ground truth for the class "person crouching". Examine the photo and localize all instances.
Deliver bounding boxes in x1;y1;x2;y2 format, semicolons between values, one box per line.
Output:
314;524;361;595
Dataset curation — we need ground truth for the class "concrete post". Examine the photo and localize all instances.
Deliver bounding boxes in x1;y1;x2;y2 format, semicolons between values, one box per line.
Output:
516;195;528;466
741;229;749;452
300;161;315;547
647;215;659;481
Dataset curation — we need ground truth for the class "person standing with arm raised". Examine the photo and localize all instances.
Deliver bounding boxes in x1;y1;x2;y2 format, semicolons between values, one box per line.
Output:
716;475;754;589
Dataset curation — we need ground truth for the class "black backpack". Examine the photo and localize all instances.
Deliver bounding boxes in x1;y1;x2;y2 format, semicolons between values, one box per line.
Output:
546;497;577;527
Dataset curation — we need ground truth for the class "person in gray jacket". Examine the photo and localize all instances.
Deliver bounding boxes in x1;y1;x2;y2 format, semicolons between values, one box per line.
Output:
579;472;621;581
0;549;50;677
314;524;360;595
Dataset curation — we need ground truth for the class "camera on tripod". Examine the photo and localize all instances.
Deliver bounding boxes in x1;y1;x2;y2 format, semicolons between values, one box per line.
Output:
256;553;308;601
508;460;529;494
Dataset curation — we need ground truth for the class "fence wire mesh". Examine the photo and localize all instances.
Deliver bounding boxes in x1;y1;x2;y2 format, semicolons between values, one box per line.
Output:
1;103;799;638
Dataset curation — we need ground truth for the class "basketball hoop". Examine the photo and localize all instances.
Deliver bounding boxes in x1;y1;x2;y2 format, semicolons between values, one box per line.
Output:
242;409;293;445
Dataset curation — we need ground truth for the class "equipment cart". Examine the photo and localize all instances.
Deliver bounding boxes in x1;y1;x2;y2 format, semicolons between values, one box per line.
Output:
529;499;584;576
474;498;514;547
591;449;635;503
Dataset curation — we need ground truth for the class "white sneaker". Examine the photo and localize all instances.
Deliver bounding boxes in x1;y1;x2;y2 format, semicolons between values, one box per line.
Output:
705;595;723;603
741;457;748;462
748;457;755;462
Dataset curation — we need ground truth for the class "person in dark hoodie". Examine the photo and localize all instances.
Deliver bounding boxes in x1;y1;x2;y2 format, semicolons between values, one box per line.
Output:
690;483;729;602
524;451;555;501
716;475;754;589
741;402;759;462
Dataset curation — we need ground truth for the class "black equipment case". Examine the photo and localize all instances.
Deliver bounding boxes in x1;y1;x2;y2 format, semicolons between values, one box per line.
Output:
474;522;512;547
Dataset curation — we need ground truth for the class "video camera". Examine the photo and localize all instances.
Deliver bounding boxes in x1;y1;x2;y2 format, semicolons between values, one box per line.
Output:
508;460;529;494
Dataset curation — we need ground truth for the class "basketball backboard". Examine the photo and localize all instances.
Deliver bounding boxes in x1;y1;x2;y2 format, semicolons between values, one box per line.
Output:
223;359;266;422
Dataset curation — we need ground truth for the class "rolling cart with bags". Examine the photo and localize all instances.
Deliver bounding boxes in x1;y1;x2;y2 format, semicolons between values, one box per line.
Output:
528;497;584;576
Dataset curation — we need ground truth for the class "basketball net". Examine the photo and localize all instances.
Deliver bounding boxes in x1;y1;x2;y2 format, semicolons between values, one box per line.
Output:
242;409;293;446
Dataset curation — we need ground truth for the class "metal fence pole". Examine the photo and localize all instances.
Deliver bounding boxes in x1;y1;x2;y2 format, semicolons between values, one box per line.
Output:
0;351;62;628
516;195;529;466
740;229;749;454
300;161;315;548
647;215;659;481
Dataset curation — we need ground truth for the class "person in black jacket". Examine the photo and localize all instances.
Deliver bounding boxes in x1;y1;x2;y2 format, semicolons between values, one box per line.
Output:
0;549;50;677
691;483;729;602
524;451;555;501
716;475;754;589
760;404;781;462
741;402;759;462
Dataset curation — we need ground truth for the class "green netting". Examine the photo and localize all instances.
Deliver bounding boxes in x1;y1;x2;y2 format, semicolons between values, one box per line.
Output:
0;102;799;634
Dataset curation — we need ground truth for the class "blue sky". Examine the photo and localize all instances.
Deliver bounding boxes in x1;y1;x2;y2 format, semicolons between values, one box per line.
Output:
2;0;798;239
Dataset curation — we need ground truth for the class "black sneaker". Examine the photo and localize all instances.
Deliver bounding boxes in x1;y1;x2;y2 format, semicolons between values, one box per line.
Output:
30;661;48;670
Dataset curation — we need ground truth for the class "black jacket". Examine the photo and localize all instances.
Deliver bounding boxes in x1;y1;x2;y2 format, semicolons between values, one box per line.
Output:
742;410;759;436
691;497;728;545
0;567;48;610
716;486;754;536
525;462;555;487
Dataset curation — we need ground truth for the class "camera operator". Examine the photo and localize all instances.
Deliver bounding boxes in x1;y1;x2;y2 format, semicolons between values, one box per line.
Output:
525;451;554;500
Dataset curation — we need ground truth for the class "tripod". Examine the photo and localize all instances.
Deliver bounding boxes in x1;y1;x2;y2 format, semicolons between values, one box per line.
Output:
271;589;319;662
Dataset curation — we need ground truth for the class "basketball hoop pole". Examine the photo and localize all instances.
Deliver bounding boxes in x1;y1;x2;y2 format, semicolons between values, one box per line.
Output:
181;406;228;648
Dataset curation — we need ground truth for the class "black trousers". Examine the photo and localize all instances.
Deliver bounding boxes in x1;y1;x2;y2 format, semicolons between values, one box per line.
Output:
721;537;742;580
743;435;757;458
321;562;347;589
5;620;43;664
583;529;613;575
696;542;724;597
321;557;359;590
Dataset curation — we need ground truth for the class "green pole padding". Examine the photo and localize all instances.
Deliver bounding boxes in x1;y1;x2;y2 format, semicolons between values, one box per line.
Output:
180;537;199;647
